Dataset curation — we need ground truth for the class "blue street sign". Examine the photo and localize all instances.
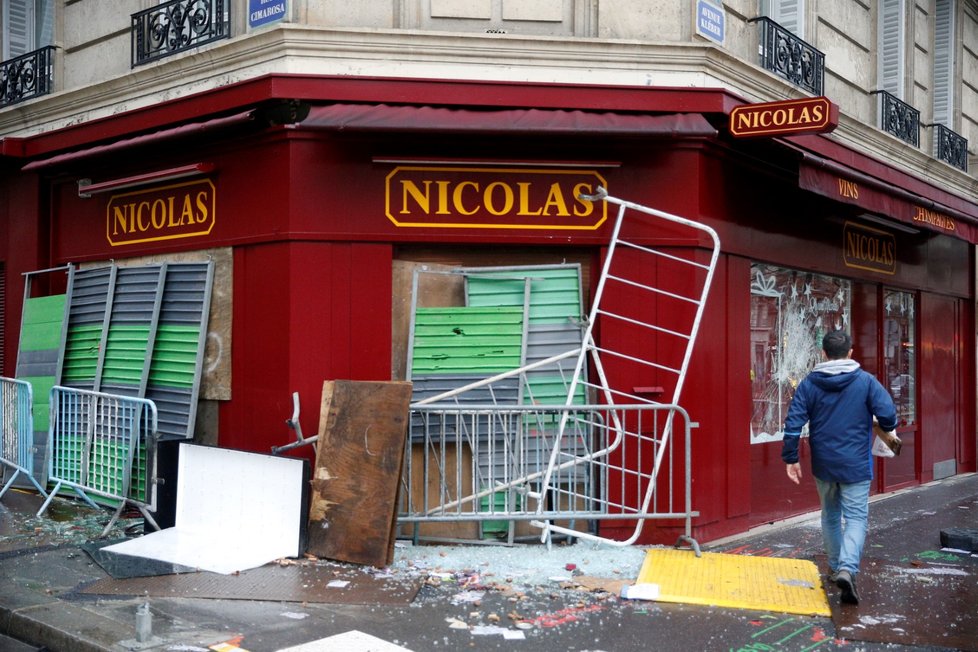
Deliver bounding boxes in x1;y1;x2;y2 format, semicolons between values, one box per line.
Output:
696;0;725;44
250;0;288;28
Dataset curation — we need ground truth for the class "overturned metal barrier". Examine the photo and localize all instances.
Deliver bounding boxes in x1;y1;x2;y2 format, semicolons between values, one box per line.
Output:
0;377;48;498
37;386;160;536
396;188;718;550
399;402;697;549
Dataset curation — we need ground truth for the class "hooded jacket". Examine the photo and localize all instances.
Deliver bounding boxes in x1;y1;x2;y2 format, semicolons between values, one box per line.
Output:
781;359;898;484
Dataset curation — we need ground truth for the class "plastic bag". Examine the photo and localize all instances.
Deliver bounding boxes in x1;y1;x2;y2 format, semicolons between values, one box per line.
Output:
872;421;902;456
872;434;896;458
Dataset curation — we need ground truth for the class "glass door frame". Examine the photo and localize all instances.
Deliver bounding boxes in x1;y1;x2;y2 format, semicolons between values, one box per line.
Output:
876;285;920;492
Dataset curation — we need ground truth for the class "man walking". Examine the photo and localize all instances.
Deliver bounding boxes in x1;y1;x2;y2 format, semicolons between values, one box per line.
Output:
781;330;897;605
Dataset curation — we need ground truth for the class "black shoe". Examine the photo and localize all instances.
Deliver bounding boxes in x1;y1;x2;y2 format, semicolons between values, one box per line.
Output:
835;570;859;605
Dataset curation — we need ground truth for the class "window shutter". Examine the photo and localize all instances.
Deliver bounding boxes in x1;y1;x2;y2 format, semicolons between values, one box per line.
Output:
879;0;906;97
2;0;35;59
764;0;804;37
778;0;803;37
933;0;955;126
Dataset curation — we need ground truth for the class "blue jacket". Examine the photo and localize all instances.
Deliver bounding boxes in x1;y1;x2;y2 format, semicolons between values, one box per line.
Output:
781;360;897;484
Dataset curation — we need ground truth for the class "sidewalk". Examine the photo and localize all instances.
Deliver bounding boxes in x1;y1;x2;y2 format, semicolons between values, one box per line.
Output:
0;473;975;652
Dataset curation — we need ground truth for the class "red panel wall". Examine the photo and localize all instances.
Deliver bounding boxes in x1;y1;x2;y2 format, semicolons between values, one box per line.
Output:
0;172;45;376
222;241;392;456
919;293;963;481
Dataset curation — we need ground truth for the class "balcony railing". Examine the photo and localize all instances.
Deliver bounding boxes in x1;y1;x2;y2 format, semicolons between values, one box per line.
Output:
933;123;968;172
753;16;825;96
0;46;55;107
876;90;920;148
132;0;230;67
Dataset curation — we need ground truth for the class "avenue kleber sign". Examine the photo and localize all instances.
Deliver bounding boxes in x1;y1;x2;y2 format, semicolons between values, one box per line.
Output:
385;166;608;230
729;96;838;138
107;179;216;246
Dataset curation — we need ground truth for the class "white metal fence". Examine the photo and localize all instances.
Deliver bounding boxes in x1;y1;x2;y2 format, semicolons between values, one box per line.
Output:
37;386;160;536
399;402;697;549
397;188;717;550
0;377;48;498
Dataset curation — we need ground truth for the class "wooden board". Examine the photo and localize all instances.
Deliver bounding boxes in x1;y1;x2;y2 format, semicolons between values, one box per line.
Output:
307;380;413;567
391;260;464;381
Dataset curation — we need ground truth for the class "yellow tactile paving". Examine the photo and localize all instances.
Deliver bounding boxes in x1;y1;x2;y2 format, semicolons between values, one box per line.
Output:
635;549;831;616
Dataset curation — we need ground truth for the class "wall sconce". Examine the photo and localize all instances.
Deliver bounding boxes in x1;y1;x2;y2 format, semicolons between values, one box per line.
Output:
78;162;214;198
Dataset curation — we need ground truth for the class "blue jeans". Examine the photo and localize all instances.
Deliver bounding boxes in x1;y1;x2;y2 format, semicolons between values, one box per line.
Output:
814;477;871;575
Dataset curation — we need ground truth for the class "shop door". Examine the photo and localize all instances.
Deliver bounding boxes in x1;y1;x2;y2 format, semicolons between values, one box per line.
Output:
878;288;917;490
919;293;962;481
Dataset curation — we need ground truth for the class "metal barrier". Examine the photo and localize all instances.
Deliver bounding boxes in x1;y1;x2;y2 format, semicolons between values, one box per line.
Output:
37;386;160;536
0;377;48;498
399;403;698;550
398;188;717;550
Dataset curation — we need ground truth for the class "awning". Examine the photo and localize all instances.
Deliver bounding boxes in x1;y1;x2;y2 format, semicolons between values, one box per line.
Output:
795;147;978;244
296;103;718;137
21;110;256;171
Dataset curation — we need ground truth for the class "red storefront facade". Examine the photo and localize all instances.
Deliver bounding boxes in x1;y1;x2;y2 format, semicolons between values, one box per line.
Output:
1;75;975;543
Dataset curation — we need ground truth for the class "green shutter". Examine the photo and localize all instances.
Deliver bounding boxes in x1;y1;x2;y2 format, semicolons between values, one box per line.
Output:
412;307;525;375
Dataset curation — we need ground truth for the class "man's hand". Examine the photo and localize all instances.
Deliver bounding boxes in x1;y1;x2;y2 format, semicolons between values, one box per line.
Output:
786;463;802;485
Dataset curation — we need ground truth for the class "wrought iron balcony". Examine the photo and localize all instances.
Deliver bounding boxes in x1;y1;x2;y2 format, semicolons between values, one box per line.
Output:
933;123;968;172
0;46;55;107
876;90;919;148
753;16;825;96
132;0;230;67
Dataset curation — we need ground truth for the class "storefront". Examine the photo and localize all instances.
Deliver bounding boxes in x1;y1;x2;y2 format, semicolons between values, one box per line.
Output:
1;76;974;543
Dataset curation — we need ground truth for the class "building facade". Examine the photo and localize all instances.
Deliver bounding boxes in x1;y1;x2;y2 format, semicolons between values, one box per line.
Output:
1;0;976;543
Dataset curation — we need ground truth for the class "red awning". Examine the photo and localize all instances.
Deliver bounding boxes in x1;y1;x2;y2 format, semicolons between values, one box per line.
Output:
21;110;256;171
296;103;718;137
791;142;978;244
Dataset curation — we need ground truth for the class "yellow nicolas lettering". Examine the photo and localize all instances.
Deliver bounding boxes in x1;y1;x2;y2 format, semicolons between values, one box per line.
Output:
384;166;607;230
106;179;215;246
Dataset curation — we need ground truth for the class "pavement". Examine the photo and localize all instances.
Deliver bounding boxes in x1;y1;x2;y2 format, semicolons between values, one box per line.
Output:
0;472;976;652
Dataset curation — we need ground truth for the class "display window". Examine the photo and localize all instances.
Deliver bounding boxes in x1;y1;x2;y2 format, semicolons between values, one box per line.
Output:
749;263;852;444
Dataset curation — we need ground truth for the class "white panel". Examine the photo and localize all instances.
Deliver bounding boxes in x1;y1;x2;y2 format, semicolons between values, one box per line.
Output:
278;631;412;652
502;0;563;22
430;0;492;19
102;444;306;574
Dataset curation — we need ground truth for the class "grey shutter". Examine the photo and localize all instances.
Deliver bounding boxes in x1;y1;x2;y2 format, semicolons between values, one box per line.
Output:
59;261;213;440
879;0;906;97
2;0;35;59
764;0;804;37
934;0;955;126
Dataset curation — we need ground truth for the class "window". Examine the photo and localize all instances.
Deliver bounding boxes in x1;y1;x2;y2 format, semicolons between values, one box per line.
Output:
1;0;53;60
749;264;851;444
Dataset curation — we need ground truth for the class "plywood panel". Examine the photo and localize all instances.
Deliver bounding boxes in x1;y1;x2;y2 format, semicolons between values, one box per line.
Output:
308;380;413;566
